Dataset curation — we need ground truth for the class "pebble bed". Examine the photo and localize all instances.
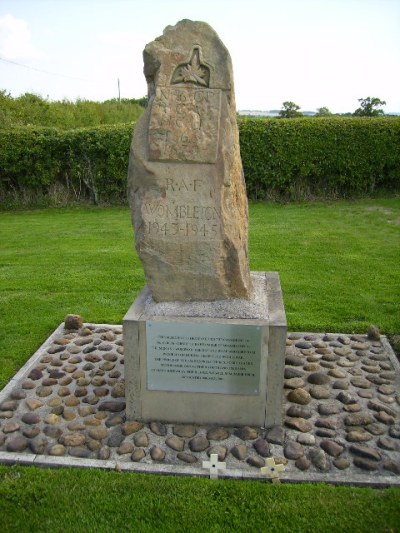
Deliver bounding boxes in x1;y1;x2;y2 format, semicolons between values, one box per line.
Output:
1;324;399;483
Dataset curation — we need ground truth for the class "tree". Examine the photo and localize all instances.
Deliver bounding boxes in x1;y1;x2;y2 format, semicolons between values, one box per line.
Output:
315;106;332;117
279;101;303;118
353;97;386;117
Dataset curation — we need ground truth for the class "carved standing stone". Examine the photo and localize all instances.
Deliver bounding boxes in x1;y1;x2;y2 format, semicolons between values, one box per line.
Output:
128;20;252;302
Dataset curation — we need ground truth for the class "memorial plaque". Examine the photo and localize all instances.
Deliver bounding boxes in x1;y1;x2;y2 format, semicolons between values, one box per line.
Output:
146;321;262;395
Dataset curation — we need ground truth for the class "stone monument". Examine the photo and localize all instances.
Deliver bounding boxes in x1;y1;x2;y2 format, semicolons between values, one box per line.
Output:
124;20;286;427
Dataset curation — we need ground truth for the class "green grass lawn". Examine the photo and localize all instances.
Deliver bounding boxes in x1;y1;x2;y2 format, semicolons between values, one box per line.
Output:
0;198;399;531
0;467;399;533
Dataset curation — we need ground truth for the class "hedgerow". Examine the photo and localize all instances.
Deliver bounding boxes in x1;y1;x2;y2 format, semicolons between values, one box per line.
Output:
0;124;133;205
239;117;400;199
0;118;399;207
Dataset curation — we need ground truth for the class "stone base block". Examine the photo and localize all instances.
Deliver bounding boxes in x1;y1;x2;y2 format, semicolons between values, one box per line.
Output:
123;272;286;427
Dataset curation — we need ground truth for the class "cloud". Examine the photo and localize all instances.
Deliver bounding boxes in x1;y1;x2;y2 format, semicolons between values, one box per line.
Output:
0;13;43;61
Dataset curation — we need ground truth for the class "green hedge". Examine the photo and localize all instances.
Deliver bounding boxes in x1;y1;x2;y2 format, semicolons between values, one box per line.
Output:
239;117;400;199
0;124;133;205
0;118;399;206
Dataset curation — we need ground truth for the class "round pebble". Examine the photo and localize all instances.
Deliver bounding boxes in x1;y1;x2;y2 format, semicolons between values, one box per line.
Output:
208;445;228;461
149;421;167;436
207;427;230;441
253;438;270;457
121;421;143;435
60;433;86;447
346;430;373;442
45;413;61;425
88;427;108;441
234;426;258;440
265;426;285;445
131;448;146;462
3;421;20;433
286;405;312;419
150;446;165;461
247;456;265;468
117;441;134;455
287;388;312;405
285;417;313;433
166;436;185;451
309;448;330;471
177;452;197;464
295;455;311;471
7;436;28;452
333;458;350;470
284;441;304;460
133;431;149;448
296;433;315;446
308;372;330;385
189;436;210;452
320;440;345;457
173;425;197;438
21;412;40;425
231;444;248;460
309;386;330;399
49;444;66;456
98;446;111;460
105;414;124;428
284;377;305;389
23;427;40;438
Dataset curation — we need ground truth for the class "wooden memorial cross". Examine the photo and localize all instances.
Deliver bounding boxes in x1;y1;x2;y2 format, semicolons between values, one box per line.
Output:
202;453;226;479
260;457;285;483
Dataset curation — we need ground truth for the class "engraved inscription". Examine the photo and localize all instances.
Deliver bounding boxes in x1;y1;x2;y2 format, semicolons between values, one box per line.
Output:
146;321;262;395
148;87;221;163
141;177;221;241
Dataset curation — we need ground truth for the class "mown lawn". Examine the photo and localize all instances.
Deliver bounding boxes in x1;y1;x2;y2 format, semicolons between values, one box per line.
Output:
0;466;399;532
0;198;399;531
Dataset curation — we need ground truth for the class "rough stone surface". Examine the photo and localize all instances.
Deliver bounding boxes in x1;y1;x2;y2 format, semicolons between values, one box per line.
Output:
127;20;251;302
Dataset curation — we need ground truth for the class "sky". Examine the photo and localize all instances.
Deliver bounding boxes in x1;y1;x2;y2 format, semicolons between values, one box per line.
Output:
0;0;399;113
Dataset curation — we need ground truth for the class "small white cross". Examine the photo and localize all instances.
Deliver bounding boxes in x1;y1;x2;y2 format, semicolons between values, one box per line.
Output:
260;457;285;483
202;453;226;479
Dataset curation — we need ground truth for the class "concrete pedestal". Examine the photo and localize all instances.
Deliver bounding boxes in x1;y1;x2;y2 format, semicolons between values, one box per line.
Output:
123;272;286;427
